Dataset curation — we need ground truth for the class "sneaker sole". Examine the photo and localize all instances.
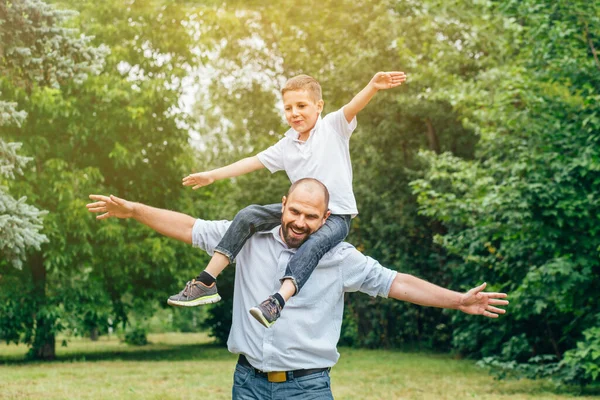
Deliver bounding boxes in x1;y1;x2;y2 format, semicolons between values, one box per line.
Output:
249;307;275;328
167;294;221;307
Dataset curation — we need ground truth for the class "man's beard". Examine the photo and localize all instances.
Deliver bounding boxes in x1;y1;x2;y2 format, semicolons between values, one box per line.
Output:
281;220;311;248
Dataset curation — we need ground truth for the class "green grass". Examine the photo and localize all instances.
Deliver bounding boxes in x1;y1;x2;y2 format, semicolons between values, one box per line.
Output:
0;333;596;400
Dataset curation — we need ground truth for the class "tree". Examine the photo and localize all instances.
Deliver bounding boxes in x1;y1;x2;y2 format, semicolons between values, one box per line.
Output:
0;0;107;270
0;0;203;359
411;0;600;387
0;0;106;358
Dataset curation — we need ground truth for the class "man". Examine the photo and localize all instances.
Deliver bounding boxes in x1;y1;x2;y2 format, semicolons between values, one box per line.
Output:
87;178;508;400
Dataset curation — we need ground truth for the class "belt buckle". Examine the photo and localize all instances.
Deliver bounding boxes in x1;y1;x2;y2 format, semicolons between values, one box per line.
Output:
267;371;286;383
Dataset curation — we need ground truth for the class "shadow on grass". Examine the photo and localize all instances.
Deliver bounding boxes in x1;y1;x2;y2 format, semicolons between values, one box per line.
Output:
495;383;600;398
0;341;236;366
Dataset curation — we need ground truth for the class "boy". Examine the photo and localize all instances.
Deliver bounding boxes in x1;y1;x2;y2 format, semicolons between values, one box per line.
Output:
169;71;407;328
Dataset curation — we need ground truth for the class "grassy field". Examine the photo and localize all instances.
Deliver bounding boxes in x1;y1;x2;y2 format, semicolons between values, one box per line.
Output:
0;333;596;400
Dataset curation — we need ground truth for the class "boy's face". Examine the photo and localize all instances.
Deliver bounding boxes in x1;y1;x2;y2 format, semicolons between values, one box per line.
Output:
282;90;324;137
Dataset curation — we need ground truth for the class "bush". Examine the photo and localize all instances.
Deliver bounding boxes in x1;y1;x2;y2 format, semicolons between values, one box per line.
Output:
124;326;148;346
560;326;600;386
478;327;600;388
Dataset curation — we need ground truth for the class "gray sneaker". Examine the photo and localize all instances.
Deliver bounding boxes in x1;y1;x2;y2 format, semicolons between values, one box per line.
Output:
249;296;282;328
167;279;221;307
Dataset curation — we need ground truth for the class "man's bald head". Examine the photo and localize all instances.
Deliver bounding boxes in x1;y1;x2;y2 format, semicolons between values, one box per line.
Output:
280;178;331;248
286;178;330;216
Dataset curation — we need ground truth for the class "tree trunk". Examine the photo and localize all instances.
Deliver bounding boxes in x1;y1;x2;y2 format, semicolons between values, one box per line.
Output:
90;327;99;341
32;329;56;360
30;252;56;360
424;119;441;154
546;322;562;358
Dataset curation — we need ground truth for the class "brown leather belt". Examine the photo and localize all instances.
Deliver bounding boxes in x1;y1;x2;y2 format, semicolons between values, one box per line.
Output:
237;354;330;383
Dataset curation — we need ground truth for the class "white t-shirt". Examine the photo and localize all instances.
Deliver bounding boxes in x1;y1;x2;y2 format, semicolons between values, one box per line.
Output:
257;107;358;216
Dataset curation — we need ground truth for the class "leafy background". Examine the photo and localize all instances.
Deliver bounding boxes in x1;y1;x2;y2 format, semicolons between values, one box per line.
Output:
1;0;598;389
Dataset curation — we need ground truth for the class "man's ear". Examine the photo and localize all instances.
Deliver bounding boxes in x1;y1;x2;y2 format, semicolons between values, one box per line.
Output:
321;209;331;226
281;196;287;213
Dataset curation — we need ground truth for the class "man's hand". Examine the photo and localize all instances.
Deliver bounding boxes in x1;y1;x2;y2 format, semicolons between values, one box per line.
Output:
458;282;509;318
182;171;215;190
369;71;407;91
86;194;135;220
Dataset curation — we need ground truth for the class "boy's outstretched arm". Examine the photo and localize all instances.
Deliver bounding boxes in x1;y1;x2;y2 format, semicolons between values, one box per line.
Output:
388;274;509;318
183;155;265;190
86;194;196;244
343;71;407;123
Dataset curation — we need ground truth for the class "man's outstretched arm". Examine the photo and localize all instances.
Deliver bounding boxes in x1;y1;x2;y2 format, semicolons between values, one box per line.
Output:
389;274;508;318
86;194;195;245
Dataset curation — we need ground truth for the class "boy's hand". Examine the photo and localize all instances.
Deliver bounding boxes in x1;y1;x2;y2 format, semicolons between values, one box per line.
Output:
182;171;215;190
369;71;407;91
343;71;408;122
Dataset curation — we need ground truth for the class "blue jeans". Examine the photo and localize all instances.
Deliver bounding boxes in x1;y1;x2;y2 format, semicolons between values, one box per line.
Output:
232;363;334;400
214;203;351;294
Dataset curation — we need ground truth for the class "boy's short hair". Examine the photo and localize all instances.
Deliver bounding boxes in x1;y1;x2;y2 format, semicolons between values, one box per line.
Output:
281;75;322;103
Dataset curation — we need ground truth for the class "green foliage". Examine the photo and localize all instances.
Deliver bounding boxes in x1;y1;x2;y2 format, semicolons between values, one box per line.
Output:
123;326;149;346
0;0;107;358
0;142;48;269
0;0;108;90
0;0;207;359
411;0;600;388
338;299;359;347
561;326;600;386
477;355;562;383
169;307;209;333
479;325;600;388
1;0;596;392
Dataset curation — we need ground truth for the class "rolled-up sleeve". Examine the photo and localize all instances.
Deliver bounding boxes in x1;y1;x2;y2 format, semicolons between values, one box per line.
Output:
257;138;286;173
192;219;232;255
340;247;397;298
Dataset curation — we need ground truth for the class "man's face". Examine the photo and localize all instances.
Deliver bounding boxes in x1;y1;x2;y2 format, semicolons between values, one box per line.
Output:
283;90;324;137
280;186;330;248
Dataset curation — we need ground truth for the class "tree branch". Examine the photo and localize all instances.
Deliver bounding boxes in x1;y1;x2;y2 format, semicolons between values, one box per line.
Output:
584;22;600;72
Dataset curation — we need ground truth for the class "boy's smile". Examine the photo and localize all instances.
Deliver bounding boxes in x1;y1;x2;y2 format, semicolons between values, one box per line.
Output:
283;89;324;141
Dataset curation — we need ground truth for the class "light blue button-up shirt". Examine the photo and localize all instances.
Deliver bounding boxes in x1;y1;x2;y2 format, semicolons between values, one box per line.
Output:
192;218;397;371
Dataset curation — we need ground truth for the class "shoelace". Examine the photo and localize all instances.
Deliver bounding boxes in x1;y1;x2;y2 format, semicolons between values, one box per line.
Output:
181;280;196;298
262;297;280;317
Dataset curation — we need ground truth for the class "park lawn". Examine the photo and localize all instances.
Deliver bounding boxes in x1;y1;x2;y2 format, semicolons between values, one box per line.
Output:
0;332;594;400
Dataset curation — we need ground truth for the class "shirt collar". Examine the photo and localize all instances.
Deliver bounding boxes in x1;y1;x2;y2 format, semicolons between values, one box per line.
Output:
284;114;323;141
